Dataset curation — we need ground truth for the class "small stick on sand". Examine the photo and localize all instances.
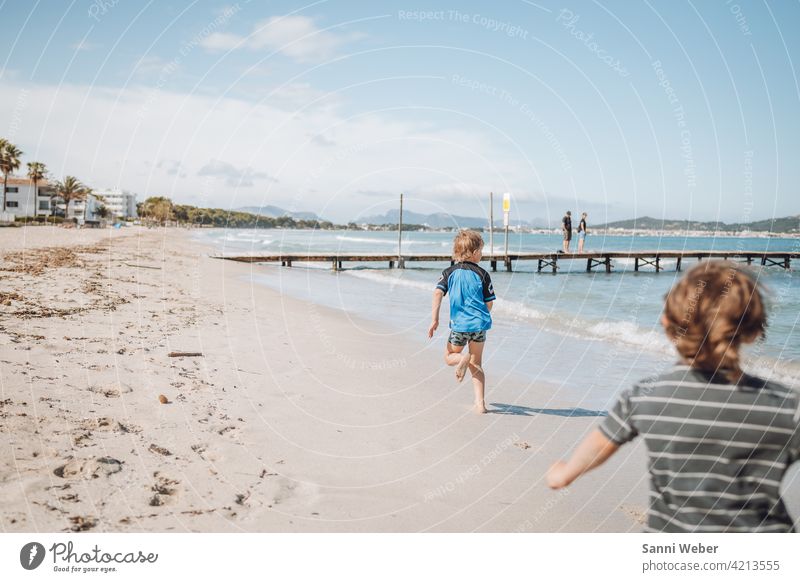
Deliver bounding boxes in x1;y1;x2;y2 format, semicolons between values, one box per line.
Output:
167;351;204;358
123;262;161;269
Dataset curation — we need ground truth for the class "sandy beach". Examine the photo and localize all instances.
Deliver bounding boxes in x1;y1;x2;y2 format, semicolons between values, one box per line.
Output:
0;225;654;532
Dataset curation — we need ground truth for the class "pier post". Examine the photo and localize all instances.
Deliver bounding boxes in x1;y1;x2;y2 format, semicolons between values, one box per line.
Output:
634;258;639;272
505;258;513;272
490;260;497;272
785;256;790;270
537;259;543;273
676;257;681;271
397;193;403;267
489;192;494;263
746;256;752;265
331;260;338;271
552;256;557;274
605;257;611;273
389;260;394;269
586;258;592;272
287;260;292;268
655;257;661;273
398;259;405;269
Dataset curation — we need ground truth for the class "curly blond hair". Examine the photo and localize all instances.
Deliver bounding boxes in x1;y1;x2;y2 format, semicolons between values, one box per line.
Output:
662;260;766;379
452;229;484;261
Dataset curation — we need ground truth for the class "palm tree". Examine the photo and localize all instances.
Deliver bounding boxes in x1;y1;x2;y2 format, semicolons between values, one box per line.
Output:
1;139;24;210
54;176;89;223
27;161;47;215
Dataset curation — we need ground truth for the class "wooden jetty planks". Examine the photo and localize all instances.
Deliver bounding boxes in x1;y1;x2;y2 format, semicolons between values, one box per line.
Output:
212;251;798;273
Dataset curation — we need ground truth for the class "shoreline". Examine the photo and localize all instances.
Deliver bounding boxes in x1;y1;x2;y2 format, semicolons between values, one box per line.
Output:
0;224;672;532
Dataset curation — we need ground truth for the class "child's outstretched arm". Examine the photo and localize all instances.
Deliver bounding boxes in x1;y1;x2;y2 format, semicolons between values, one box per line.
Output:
428;289;444;338
546;429;619;489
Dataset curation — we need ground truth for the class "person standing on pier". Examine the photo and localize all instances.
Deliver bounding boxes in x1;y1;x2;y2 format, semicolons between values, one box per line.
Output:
577;212;588;253
428;230;496;414
562;211;572;253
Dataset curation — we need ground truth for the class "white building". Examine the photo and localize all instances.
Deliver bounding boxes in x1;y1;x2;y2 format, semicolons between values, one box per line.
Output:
1;176;56;219
91;188;137;219
65;196;103;222
1;178;138;223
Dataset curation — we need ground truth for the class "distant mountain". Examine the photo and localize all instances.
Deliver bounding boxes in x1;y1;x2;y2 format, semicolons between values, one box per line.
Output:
360;209;543;228
596;215;800;234
237;205;322;221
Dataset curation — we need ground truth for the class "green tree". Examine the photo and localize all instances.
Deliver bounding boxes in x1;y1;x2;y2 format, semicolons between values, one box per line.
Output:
1;139;23;210
54;176;89;222
141;196;174;225
26;161;47;209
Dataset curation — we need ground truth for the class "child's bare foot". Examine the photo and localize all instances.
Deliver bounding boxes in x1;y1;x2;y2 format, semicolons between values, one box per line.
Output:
455;351;470;382
473;401;488;414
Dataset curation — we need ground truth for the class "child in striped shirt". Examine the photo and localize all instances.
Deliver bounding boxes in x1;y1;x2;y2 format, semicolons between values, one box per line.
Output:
546;260;800;532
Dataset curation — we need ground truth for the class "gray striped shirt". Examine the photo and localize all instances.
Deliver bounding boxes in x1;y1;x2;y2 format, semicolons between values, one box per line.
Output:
600;364;800;532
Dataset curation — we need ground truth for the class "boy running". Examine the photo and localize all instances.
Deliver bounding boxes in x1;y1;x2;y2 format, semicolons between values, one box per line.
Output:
546;261;800;532
428;230;496;414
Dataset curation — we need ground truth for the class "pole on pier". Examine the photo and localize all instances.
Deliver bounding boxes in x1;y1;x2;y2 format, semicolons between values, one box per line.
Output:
397;193;404;269
503;193;510;267
489;192;494;261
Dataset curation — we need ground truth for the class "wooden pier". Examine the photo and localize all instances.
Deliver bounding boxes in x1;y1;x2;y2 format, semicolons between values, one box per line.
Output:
213;250;798;273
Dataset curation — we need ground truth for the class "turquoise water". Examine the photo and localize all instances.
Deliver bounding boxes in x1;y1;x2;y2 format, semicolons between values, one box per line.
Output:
199;229;800;406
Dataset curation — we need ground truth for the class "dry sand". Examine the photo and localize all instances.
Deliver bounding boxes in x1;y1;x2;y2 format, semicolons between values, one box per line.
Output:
0;225;650;532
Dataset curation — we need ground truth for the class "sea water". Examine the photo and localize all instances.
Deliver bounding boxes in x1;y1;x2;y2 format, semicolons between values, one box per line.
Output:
198;229;800;408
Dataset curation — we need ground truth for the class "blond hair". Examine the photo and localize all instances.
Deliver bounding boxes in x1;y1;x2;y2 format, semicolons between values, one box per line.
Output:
662;260;766;379
452;229;484;261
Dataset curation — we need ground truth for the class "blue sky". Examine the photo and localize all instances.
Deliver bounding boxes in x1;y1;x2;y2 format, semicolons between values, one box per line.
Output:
1;0;798;224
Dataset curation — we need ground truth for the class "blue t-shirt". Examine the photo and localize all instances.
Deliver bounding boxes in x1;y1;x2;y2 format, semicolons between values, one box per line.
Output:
435;262;496;332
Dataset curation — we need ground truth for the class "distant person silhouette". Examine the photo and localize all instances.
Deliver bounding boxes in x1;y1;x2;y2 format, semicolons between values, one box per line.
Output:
562;211;572;253
578;212;588;253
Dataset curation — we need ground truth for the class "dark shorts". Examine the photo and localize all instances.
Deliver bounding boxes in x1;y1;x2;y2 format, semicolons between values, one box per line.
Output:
563;230;572;241
448;330;487;347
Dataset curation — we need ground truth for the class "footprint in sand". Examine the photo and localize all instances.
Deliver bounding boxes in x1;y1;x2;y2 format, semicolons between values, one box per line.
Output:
216;425;241;440
191;443;218;462
54;457;123;479
71;417;142;446
86;384;133;398
149;472;180;506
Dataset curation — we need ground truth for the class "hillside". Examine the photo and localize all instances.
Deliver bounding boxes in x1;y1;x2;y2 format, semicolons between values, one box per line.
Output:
596;215;799;233
237;205;322;222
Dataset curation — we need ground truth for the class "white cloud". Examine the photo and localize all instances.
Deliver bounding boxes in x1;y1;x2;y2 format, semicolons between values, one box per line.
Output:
0;80;531;221
200;15;350;62
198;159;277;187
